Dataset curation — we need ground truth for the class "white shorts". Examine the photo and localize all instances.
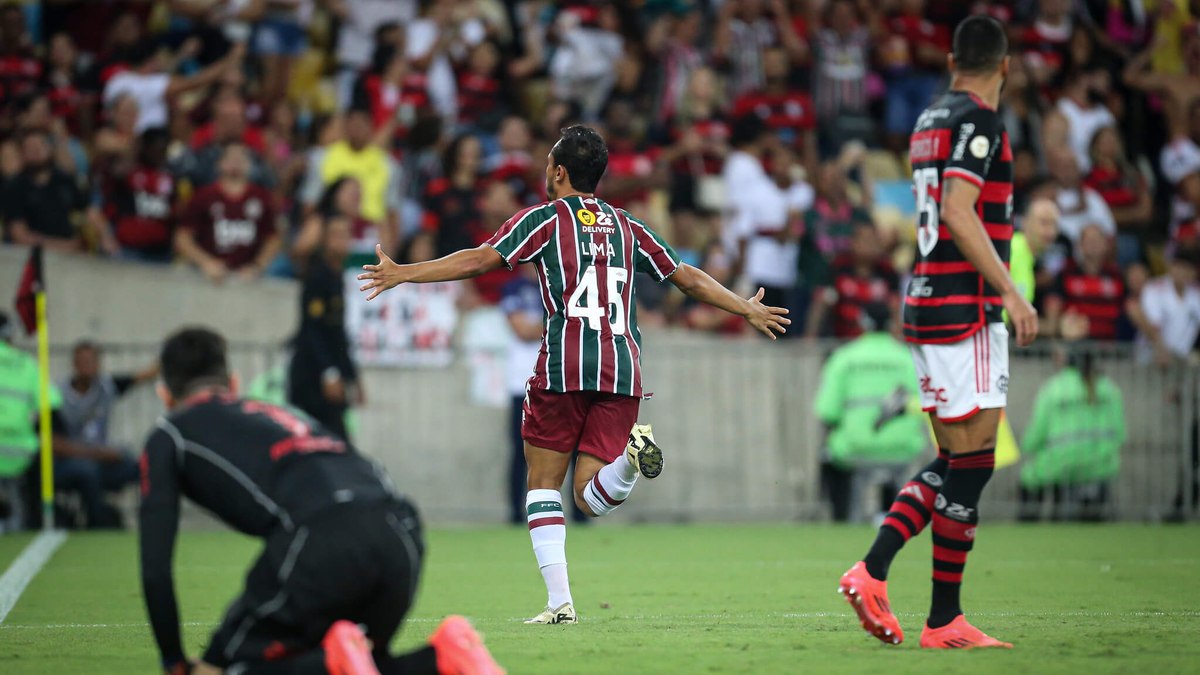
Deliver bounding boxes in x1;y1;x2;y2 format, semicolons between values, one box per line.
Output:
909;323;1009;422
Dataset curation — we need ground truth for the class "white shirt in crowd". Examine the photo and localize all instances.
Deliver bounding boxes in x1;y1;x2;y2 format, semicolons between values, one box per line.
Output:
722;150;803;289
407;17;485;123
1056;98;1115;173
548;22;623;118
1160;136;1200;235
103;72;170;133
1137;277;1200;362
1055;185;1116;245
335;0;417;68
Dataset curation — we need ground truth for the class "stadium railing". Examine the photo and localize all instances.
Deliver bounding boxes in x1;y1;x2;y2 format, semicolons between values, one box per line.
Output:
61;336;1198;525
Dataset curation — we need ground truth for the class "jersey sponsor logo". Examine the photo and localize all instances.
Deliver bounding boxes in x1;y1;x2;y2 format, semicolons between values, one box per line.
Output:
921;471;944;488
952;122;975;160
969;135;990;158
908;277;933;297
214;218;258;251
134;191;170;218
915;107;950;130
580;208;616;235
920;376;949;403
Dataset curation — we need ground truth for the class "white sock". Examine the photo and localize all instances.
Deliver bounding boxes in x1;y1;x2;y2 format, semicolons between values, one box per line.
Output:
526;489;572;608
581;455;640;517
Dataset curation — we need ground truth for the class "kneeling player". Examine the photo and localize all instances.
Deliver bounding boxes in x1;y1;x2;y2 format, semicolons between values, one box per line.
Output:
139;328;503;675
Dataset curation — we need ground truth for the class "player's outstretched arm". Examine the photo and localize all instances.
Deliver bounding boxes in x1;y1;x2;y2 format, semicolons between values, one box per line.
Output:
940;177;1038;346
669;263;791;339
357;244;505;300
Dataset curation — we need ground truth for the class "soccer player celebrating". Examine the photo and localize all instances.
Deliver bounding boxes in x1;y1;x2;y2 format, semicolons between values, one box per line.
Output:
836;16;1038;649
139;328;503;675
359;126;790;624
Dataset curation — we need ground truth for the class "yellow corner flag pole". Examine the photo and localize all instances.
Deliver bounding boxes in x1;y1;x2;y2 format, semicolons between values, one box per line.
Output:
35;290;54;531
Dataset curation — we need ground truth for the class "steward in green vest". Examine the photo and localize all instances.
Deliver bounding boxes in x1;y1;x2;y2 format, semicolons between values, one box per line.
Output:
814;305;926;468
0;313;61;478
1019;351;1125;521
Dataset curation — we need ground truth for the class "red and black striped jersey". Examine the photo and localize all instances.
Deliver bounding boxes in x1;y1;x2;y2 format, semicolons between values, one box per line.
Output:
903;89;1013;344
1049;261;1126;341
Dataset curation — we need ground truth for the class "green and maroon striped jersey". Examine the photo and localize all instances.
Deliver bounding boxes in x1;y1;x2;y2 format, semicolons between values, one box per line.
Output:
486;195;682;397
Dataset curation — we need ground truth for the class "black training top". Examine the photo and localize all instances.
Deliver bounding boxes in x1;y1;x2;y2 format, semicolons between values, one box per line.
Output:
137;391;396;665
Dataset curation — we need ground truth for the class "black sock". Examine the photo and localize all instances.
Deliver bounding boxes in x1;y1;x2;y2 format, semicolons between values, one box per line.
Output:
862;450;950;580
928;448;995;629
378;645;440;675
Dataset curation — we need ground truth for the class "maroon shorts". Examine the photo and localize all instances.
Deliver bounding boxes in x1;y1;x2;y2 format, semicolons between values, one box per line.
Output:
522;386;641;463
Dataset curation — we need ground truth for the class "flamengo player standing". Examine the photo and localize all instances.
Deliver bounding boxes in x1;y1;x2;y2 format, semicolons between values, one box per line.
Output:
837;16;1038;649
359;126;790;623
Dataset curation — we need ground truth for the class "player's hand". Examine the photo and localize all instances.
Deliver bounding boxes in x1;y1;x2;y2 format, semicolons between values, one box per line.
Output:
357;244;405;301
1153;344;1174;367
744;287;791;340
322;377;346;404
1002;289;1038;347
200;259;228;285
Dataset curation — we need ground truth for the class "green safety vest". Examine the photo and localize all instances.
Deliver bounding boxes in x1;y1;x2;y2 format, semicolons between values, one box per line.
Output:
1020;368;1125;488
813;332;927;466
1010;231;1036;303
0;342;61;478
1003;231;1036;325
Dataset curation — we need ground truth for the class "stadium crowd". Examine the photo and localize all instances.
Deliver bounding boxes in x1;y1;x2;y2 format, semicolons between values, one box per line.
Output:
0;0;1199;363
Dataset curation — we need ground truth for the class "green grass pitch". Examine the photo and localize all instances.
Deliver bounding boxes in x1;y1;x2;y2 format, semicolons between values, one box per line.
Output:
0;524;1197;674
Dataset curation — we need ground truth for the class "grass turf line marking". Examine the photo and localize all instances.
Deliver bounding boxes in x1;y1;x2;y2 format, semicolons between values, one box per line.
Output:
0;530;67;624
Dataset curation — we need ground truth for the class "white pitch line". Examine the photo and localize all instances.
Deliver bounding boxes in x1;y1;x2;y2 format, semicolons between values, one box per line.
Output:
0;530;67;624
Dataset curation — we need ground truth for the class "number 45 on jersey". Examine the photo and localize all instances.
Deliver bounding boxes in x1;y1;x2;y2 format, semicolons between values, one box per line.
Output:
567;265;629;334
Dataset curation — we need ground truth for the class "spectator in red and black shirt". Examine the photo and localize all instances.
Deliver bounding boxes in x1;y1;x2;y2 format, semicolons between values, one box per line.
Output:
1084;125;1151;268
356;44;432;146
176;143;281;284
103;127;176;263
421;135;516;304
486;115;539;206
44;32;93;136
0;3;41;116
1045;224;1127;341
423;134;486;258
731;46;818;176
806;220;900;339
659;67;729;226
1019;0;1074;87
879;0;949;155
456;40;506;131
173;91;274;189
598;99;663;212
